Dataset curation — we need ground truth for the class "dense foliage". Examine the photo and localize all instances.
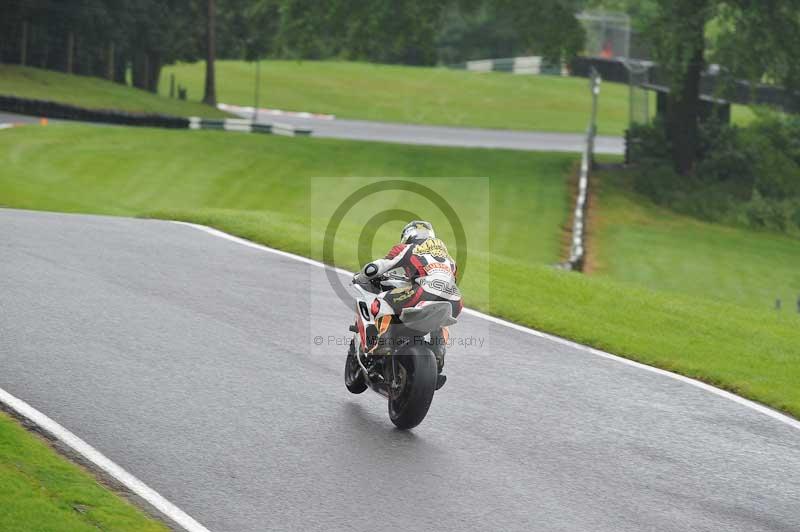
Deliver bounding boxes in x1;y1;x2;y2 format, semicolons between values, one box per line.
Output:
628;114;800;235
0;0;204;92
0;0;585;94
589;0;800;175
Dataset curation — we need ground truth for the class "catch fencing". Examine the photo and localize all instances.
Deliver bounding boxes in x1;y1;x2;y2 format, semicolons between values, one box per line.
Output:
565;68;601;272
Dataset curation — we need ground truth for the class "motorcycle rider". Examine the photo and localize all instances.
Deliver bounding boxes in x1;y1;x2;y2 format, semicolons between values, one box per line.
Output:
353;221;463;390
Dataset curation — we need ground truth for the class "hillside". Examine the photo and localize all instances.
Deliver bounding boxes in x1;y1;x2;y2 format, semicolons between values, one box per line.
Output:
592;168;800;313
0;65;228;118
163;60;633;134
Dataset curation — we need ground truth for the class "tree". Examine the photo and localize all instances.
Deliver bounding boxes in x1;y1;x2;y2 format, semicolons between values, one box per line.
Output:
647;0;712;175
633;0;800;175
500;0;584;63
270;0;584;66
203;0;217;106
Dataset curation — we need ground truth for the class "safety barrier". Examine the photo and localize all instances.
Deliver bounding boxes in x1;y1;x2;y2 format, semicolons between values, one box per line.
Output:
565;69;601;272
454;56;567;76
0;95;188;128
187;117;312;137
0;95;313;137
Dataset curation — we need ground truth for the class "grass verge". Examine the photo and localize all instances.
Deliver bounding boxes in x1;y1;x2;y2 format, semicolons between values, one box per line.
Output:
0;124;797;421
0;411;167;532
162;60;757;135
591;167;800;312
0;65;228;119
163;60;632;135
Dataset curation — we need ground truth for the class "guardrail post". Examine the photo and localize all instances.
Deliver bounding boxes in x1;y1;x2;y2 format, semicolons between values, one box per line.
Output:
589;67;600;169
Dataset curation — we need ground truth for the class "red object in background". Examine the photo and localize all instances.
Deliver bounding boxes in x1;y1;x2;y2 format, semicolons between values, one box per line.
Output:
601;40;614;58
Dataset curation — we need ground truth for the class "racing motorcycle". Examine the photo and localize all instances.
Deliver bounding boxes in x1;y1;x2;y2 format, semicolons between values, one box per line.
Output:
344;274;457;429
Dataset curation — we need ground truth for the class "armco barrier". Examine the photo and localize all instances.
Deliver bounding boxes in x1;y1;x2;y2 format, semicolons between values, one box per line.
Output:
565;69;601;272
569;56;800;113
188;116;311;137
459;56;567;76
0;95;313;137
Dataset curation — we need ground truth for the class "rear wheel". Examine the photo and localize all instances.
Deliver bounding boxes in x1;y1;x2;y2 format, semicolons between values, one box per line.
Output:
388;345;437;429
345;338;367;394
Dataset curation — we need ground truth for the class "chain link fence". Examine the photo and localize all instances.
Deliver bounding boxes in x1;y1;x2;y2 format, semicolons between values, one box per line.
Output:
576;11;631;60
627;61;651;127
578;10;650;130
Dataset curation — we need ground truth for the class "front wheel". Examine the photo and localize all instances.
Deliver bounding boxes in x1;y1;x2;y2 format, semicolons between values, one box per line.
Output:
388;345;438;430
345;338;367;394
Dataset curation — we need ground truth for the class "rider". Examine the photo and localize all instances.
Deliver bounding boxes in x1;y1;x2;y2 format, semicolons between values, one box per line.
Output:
353;221;463;389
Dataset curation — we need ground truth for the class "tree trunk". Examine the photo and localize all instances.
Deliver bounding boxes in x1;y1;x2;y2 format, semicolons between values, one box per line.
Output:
131;52;147;89
666;42;704;175
147;52;162;93
106;42;115;81
203;0;217;106
20;20;28;66
143;53;150;90
41;40;48;69
114;55;127;84
66;31;74;73
661;2;708;176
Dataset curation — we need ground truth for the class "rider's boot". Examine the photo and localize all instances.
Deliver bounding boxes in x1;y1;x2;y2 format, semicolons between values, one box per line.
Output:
431;327;448;390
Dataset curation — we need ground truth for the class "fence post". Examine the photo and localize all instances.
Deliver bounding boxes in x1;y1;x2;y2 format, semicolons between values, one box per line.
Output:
253;59;261;122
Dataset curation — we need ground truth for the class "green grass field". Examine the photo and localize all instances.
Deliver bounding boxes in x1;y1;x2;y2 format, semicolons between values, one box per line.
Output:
592;169;800;312
0;123;797;422
0;411;167;532
1;62;755;134
162;60;633;135
0;65;227;118
0;123;571;269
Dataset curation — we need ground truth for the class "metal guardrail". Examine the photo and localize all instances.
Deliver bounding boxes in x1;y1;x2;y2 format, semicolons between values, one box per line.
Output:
0;95;188;128
0;95;314;137
452;56;567;76
565;68;601;272
188;117;312;137
571;56;800;114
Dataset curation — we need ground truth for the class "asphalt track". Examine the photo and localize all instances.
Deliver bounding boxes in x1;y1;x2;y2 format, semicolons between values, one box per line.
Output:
230;110;625;154
0;109;623;154
1;209;799;532
0;111;41;124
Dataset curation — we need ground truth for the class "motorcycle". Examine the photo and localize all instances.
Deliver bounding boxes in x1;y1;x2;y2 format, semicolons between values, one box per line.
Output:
344;274;457;429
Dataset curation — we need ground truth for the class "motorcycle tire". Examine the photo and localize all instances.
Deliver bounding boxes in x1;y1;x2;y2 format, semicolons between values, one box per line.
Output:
388;345;437;430
345;338;367;394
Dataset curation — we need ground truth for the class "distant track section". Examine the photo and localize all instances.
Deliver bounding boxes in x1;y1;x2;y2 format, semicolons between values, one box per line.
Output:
225;108;625;154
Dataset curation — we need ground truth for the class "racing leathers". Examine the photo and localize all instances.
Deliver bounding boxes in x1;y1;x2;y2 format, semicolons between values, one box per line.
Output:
353;237;463;372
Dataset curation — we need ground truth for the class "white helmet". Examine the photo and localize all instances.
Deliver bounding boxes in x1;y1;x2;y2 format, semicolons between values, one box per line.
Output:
400;220;435;244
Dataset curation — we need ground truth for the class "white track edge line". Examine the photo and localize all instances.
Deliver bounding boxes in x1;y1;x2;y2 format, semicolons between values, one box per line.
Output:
176;220;800;433
0;388;211;532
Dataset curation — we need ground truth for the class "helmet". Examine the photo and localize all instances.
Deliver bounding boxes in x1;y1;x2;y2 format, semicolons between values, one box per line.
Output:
400;220;435;244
